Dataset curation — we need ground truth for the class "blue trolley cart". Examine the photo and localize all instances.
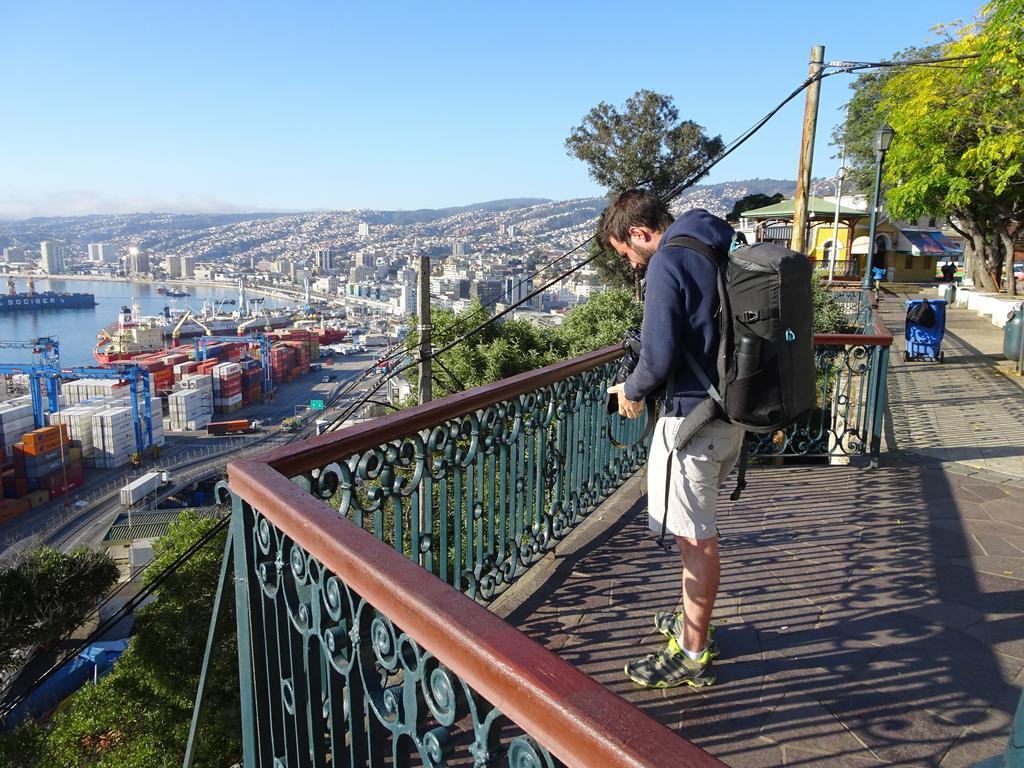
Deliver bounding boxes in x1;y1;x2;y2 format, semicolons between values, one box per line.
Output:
904;299;947;363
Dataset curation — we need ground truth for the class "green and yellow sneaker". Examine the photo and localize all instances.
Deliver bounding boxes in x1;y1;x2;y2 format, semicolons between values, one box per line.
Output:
653;610;720;659
624;638;715;689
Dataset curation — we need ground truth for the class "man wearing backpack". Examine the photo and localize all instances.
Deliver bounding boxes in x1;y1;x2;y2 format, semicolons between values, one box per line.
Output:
604;189;745;690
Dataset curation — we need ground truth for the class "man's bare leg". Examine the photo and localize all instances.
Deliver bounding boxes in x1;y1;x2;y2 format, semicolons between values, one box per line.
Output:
676;535;720;654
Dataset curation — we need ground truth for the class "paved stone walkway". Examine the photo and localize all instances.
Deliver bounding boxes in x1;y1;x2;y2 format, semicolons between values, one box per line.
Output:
498;292;1024;767
884;294;1024;479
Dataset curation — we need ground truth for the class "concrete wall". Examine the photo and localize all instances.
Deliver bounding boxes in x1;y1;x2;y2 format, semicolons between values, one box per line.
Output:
936;285;1022;328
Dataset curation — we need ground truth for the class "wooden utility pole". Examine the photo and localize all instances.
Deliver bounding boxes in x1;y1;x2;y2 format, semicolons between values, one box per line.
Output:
791;45;825;255
417;253;432;404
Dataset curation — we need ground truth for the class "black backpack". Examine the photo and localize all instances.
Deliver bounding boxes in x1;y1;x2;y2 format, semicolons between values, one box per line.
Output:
664;236;817;481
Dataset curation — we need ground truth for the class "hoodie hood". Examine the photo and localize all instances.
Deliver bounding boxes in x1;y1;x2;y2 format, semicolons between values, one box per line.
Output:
661;208;735;254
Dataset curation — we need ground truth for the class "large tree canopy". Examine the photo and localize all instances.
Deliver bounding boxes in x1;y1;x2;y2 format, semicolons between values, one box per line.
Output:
831;45;941;196
0;547;118;678
565;90;723;289
726;193;784;223
0;514;240;768
837;1;1023;292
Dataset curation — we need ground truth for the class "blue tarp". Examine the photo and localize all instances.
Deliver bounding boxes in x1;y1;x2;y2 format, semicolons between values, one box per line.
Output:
2;640;129;729
78;639;128;668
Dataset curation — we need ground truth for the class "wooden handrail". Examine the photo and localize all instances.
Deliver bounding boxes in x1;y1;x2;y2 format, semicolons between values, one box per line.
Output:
262;345;622;478
228;458;725;768
264;296;894;479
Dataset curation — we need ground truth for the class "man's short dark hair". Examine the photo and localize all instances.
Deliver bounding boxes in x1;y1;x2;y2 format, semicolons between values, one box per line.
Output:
600;189;674;248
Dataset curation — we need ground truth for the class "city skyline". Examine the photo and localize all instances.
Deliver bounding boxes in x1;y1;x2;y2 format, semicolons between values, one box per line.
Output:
1;0;983;219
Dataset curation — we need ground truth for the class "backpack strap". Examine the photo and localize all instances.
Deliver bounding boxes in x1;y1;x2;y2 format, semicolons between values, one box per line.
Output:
656;235;749;513
729;435;749;501
662;235;725;263
660;234;731;427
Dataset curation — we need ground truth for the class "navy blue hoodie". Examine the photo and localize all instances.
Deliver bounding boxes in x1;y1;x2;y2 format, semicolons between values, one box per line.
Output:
622;209;735;417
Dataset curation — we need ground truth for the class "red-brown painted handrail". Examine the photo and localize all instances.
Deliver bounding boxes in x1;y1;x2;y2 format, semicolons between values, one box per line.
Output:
262;344;622;478
229;458;726;768
814;295;893;347
264;294;893;479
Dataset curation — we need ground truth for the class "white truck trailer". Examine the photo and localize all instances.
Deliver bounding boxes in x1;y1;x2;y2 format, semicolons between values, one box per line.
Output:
119;471;163;507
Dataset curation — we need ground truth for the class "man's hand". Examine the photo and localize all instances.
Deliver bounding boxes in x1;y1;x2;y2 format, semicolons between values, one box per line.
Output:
607;383;645;419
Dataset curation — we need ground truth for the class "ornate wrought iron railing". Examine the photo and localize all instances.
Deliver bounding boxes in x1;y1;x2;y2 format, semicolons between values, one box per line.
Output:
270;351;649;598
198;299;892;766
207;348;724;768
749;294;892;461
829;286;870;328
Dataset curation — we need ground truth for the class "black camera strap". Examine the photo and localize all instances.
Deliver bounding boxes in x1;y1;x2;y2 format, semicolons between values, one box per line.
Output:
606;399;658;449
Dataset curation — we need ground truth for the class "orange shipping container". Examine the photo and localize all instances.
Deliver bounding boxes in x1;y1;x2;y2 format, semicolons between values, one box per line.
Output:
22;425;70;456
0;497;32;525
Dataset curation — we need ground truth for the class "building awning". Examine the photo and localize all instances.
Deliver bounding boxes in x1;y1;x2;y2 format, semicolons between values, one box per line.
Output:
741;196;866;219
850;236;873;255
899;228;963;256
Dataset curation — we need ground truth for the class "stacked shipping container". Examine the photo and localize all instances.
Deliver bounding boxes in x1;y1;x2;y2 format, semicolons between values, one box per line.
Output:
11;425;83;501
212;363;242;413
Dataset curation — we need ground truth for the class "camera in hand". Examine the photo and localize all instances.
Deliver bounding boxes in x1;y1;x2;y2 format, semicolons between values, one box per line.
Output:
606;329;642;414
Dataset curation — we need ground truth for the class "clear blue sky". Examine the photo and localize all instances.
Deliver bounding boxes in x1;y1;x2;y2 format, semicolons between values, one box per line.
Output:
0;0;981;218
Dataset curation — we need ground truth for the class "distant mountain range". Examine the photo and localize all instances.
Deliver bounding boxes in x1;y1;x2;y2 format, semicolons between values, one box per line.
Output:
0;180;799;262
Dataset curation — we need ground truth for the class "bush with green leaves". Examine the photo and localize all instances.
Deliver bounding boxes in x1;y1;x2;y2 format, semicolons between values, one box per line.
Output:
0;547;118;679
0;513;240;768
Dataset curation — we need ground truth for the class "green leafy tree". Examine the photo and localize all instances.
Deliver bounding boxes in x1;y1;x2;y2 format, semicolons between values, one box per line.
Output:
565;89;724;289
726;193;784;222
406;300;566;394
836;2;1023;292
1;513;241;767
558;289;644;357
831;44;942;195
0;547;119;677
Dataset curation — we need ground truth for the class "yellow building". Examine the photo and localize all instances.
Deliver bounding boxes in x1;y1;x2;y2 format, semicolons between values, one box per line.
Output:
738;197;961;282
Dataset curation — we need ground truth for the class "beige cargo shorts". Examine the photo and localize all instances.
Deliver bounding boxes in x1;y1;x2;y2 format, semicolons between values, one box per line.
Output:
647;417;745;540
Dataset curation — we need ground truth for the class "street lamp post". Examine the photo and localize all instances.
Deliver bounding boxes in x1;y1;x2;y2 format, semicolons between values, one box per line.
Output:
827;165;847;283
862;124;896;293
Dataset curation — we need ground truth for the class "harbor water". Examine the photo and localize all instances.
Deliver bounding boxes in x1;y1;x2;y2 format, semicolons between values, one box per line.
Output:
0;279;294;369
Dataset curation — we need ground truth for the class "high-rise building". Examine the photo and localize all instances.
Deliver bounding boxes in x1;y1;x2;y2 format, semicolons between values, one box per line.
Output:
503;273;530;305
312;248;337;273
472;279;503;308
397;283;416;315
358;222;370;238
3;247;27;264
164;255;182;278
40;241;65;274
349;265;373;283
164;254;195;279
128;247;151;275
314;276;338;294
88;242;117;263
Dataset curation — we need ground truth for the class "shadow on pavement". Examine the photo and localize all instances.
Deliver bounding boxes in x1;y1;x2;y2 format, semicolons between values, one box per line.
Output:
508;461;1023;767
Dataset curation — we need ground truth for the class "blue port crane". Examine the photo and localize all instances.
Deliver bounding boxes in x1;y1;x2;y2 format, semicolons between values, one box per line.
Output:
0;337;60;365
192;334;273;395
0;364;154;458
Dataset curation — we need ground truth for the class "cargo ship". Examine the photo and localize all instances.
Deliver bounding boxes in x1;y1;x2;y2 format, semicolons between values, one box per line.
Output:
1;277;95;312
93;301;346;364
